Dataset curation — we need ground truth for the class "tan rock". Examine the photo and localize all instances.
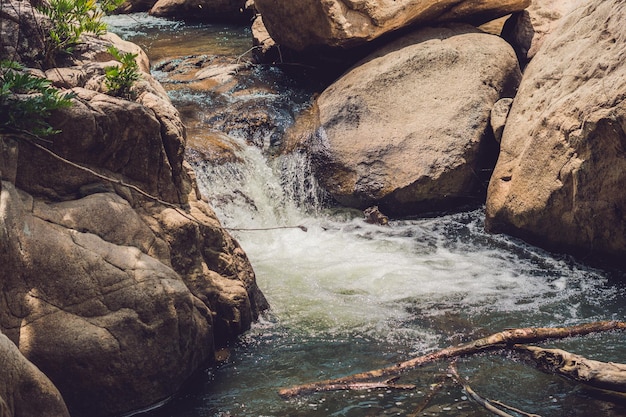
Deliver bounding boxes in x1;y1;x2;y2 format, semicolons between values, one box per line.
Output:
502;0;585;64
186;130;244;165
486;0;626;265
16;88;183;204
0;177;267;416
0;182;213;416
0;331;70;417
254;0;530;51
149;0;248;20
147;195;268;340
491;98;514;144
303;24;521;215
251;15;279;63
11;33;182;204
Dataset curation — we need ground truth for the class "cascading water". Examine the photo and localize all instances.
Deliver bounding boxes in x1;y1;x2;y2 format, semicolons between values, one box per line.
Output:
172;142;626;417
105;15;626;417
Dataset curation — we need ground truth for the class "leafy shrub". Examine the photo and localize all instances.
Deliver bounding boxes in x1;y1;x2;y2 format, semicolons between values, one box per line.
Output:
0;61;75;136
104;46;140;100
36;0;124;66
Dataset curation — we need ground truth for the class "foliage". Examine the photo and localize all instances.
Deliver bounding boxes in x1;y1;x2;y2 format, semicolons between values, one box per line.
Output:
36;0;125;66
104;46;140;100
0;61;75;136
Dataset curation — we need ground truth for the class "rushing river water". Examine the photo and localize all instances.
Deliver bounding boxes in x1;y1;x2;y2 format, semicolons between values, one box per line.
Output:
105;15;626;417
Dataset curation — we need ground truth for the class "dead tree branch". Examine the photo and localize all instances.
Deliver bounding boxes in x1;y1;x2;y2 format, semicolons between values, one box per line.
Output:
515;344;626;393
279;321;626;398
448;362;518;417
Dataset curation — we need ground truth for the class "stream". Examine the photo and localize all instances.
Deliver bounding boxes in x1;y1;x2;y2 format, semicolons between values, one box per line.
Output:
105;15;626;417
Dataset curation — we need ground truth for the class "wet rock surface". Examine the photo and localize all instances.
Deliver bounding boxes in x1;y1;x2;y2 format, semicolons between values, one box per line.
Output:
152;54;326;159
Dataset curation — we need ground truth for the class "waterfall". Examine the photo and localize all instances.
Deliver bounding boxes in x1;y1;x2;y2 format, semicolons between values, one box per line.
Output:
190;138;619;345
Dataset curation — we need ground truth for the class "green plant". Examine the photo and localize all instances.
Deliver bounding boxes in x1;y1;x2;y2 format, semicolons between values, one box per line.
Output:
0;60;75;136
104;46;140;100
36;0;125;66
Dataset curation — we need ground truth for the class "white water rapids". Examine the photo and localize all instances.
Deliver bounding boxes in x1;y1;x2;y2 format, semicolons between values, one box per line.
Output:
193;138;618;340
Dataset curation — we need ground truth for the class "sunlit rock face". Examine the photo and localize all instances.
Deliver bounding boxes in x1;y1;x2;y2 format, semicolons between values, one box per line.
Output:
501;0;587;66
299;24;521;216
486;0;626;266
253;0;530;51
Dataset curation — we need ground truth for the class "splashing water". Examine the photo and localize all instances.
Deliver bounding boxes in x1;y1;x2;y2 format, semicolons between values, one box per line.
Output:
193;142;621;341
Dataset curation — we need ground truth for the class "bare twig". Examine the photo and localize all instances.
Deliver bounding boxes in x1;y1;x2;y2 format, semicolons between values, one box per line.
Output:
311;377;415;393
448;363;518;417
490;399;542;417
406;375;447;417
235;45;262;65
225;225;307;232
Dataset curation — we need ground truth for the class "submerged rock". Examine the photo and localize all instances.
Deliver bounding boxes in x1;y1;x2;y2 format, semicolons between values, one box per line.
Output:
154;54;325;157
486;0;626;266
253;0;530;51
300;24;521;216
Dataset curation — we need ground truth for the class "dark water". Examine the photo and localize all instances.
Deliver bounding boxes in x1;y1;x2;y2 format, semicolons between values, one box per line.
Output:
105;15;626;417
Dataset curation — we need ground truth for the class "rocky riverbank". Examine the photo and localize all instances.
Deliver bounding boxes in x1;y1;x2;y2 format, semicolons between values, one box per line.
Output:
0;1;267;416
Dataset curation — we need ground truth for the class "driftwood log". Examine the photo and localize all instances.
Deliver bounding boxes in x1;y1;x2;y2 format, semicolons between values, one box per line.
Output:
516;344;626;393
279;321;626;398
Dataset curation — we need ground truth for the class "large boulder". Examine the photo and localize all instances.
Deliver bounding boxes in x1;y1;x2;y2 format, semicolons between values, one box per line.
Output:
0;182;212;416
298;24;521;216
486;0;626;266
16;87;186;203
0;177;265;416
0;332;70;417
14;32;187;204
253;0;530;51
